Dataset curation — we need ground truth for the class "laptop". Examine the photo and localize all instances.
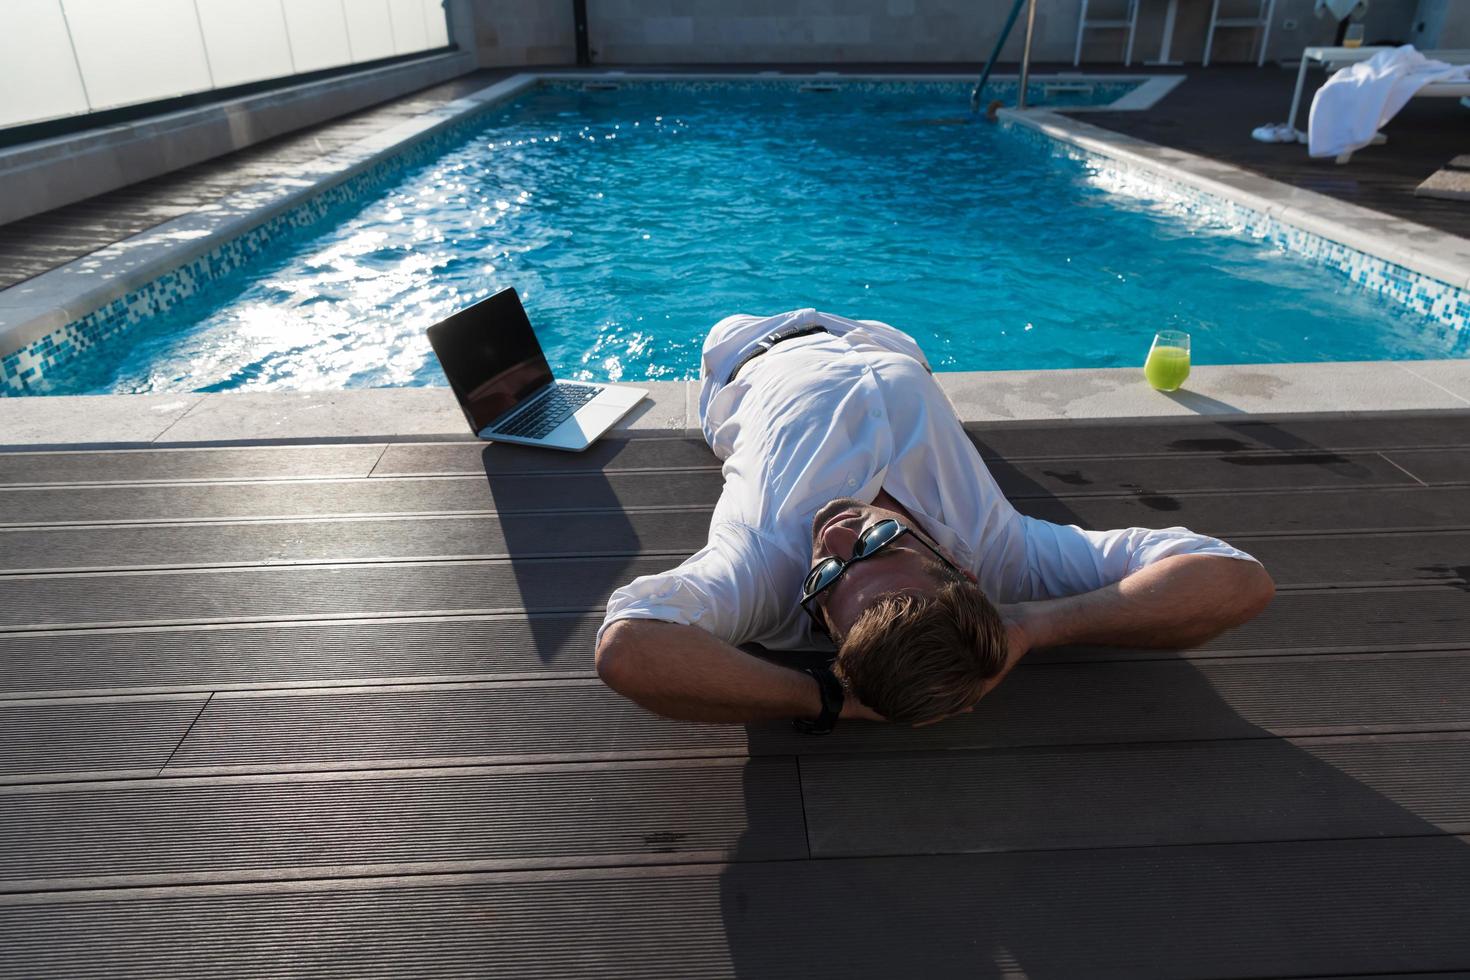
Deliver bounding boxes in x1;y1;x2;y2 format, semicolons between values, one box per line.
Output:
426;287;647;451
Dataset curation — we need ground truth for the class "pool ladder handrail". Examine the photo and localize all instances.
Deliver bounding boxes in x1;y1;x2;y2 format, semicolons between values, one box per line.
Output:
971;0;1040;113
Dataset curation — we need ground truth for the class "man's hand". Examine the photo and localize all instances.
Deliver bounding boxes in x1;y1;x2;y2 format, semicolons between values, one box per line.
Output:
1002;613;1033;665
840;693;886;722
975;605;1035;699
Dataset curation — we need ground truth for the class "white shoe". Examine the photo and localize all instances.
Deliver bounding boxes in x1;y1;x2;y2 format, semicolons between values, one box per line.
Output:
1251;123;1302;144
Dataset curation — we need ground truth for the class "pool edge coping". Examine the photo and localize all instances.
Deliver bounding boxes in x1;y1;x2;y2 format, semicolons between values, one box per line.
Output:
999;106;1470;291
2;360;1465;449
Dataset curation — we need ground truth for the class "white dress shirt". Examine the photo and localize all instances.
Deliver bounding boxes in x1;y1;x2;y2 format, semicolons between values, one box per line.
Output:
600;309;1260;651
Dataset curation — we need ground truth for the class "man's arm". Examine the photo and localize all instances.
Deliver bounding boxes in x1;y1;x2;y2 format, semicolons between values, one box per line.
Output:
999;554;1275;674
596;619;880;724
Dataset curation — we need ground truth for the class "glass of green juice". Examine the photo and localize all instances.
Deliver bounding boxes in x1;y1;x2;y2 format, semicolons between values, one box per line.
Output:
1144;329;1191;392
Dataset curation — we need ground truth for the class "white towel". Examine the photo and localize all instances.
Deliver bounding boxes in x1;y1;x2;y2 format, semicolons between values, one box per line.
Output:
1308;45;1470;158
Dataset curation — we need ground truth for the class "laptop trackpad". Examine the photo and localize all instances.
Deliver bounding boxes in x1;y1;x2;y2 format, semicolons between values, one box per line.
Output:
542;404;625;448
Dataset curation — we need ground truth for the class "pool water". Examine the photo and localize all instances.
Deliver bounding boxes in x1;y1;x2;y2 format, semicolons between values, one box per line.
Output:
43;80;1469;395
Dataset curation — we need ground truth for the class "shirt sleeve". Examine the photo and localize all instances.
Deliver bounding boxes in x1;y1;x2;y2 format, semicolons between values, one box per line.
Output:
851;318;933;370
1018;515;1262;601
597;521;780;648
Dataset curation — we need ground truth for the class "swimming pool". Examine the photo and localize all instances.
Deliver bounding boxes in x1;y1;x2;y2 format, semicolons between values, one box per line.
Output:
24;78;1470;395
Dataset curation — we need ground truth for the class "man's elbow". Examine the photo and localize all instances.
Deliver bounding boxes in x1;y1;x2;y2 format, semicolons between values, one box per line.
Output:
1237;562;1276;622
595;619;646;697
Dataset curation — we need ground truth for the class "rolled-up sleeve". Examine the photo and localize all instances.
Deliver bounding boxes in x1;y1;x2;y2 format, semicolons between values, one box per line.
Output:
597;522;778;648
1018;515;1261;601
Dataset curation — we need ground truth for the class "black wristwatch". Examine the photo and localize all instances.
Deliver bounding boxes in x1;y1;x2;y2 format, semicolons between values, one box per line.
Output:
792;665;845;735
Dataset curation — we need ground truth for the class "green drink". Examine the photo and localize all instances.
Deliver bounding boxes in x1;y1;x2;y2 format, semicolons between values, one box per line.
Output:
1144;330;1191;392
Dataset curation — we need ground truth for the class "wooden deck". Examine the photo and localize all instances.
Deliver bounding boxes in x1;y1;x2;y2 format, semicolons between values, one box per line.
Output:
3;409;1469;976
1072;64;1470;240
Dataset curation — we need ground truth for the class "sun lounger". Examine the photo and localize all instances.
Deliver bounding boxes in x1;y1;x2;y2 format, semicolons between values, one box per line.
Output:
1288;46;1470;163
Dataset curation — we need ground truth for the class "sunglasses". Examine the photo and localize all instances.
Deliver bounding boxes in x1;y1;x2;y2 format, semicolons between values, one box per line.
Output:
800;517;959;637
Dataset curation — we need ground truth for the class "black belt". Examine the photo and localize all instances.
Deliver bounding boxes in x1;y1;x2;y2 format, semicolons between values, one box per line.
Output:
725;325;830;385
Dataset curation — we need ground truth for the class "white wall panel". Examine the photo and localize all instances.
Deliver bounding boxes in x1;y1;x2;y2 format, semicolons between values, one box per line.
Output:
62;0;213;111
281;0;354;72
0;0;90;127
343;0;396;61
423;0;450;47
388;0;429;53
196;0;295;88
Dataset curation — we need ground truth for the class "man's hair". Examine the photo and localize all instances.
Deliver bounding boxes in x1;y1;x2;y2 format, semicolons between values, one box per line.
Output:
833;565;1008;724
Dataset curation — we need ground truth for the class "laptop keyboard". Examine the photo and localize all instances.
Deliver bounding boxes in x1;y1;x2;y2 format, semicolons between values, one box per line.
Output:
491;382;603;439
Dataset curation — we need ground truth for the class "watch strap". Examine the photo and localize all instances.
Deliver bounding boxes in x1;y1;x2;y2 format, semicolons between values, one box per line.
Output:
792;665;844;735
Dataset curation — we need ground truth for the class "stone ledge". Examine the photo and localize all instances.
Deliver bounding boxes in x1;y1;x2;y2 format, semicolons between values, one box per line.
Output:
2;360;1465;449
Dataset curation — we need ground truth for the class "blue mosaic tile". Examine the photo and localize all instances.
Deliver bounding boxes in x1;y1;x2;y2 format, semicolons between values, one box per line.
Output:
1010;121;1469;342
537;77;1143;106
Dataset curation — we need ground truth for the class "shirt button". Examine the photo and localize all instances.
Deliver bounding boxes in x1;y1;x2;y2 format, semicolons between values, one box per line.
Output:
869;408;881;419
846;477;858;488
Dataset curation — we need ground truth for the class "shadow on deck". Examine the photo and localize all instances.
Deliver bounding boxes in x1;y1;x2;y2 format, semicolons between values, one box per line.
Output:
1;408;1468;976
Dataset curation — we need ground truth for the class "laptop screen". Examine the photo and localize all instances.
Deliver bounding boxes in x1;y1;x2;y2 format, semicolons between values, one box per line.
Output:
426;288;555;432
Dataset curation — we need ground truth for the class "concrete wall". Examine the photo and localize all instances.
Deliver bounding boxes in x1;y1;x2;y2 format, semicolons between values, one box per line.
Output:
1415;0;1470;47
452;0;1440;69
464;0;577;65
1145;0;1420;66
455;0;1426;67
584;0;1078;64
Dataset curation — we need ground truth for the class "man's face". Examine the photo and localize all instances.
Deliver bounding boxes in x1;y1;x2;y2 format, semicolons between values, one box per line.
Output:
807;497;969;642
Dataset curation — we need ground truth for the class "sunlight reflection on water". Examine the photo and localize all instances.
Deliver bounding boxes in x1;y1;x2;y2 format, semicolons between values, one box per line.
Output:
44;81;1468;395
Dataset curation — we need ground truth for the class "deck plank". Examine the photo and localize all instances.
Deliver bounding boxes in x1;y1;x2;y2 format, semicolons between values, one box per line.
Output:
1017;484;1470;537
6;484;1470;572
0;695;206;781
2;529;1461;630
0;438;713;487
3;588;1465;699
801;734;1470;857
1384;447;1470;486
0;444;386;486
992;449;1419;497
1229;530;1470;588
364;413;1470;478
2;838;1468;978
0;443;1450;528
0;614;603;697
0;758;805;892
964;412;1470;458
371;437;720;478
0;511;713;572
0;471;725;525
0;556;679;630
142;654;1470;776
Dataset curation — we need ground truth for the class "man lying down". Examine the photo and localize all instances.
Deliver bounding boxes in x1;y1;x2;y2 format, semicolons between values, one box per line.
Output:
595;310;1275;733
